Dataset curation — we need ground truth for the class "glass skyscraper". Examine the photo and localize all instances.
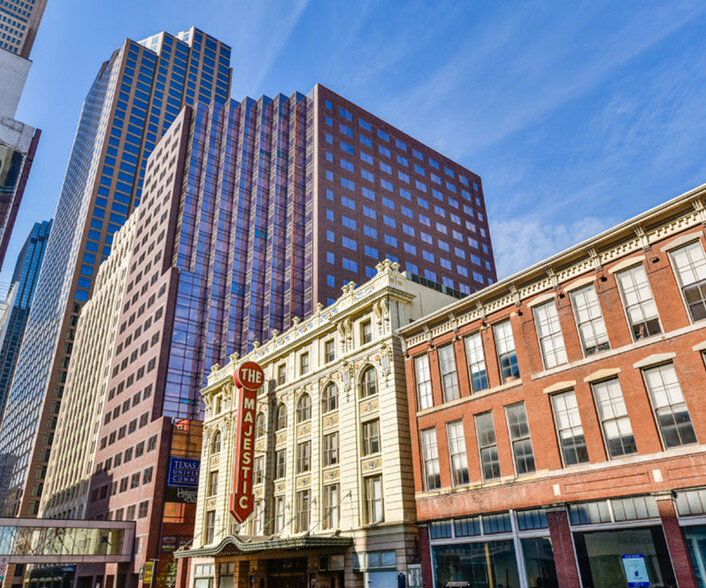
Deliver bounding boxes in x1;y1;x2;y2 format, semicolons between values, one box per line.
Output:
0;219;51;424
0;27;232;518
40;79;497;585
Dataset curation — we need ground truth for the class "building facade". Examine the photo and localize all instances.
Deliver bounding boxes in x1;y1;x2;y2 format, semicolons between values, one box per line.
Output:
400;183;706;588
36;52;496;587
0;0;48;57
179;260;455;588
0;0;46;269
0;219;50;424
0;27;232;520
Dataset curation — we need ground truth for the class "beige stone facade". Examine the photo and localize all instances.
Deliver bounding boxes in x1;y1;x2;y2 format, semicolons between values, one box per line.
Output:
40;214;136;520
179;261;455;587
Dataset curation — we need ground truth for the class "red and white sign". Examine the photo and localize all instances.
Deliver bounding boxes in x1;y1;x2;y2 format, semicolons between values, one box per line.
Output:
229;361;264;523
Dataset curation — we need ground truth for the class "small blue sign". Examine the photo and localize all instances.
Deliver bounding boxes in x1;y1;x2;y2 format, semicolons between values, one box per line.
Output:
167;456;200;488
622;554;650;587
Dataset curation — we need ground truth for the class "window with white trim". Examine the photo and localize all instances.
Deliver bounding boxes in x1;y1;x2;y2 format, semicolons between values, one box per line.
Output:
505;402;535;475
615;265;662;340
550;390;589;466
420;428;441;490
464;333;488;393
494;320;519;383
438;344;460;402
591;378;636;458
475;411;500;481
414;355;433;410
570;284;610;355
642;363;696;448
446;420;469;486
669;240;706;322
534;300;567;369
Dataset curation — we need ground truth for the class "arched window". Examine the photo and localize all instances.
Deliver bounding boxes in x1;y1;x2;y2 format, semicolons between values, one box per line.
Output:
212;431;222;454
322;382;338;414
275;403;287;431
297;393;312;423
360;366;377;398
255;412;266;438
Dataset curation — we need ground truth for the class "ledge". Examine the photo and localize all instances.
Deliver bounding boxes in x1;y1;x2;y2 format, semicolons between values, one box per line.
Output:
633;352;676;369
543;380;577;394
175;534;353;558
583;367;622;383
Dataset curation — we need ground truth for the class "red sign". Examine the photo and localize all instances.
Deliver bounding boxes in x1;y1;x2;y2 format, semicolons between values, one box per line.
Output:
234;361;265;391
229;361;264;523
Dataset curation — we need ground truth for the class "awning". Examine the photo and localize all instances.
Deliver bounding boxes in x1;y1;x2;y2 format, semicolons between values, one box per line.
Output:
174;534;353;559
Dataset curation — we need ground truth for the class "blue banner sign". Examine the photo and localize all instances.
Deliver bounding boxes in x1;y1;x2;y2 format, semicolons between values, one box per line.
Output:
167;456;200;488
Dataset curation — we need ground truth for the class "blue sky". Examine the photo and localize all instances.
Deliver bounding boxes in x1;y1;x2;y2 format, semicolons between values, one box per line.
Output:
3;0;706;284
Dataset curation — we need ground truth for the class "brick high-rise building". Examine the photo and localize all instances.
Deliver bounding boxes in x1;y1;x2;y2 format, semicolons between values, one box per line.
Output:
41;79;496;586
400;183;706;588
0;28;233;523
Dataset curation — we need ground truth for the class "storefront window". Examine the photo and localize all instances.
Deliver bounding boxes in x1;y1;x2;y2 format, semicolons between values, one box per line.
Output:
684;525;706;588
573;526;676;587
432;541;521;588
522;537;558;588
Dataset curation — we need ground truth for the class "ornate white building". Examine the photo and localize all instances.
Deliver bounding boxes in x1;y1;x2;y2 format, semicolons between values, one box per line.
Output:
178;260;455;588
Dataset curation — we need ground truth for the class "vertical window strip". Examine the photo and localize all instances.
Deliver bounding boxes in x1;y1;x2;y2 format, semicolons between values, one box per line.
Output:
550;391;589;466
446;421;469;486
642;363;696;448
570;285;610;355
615;265;662;340
505;402;536;475
464;333;488;392
421;428;441;490
415;355;433;410
534;300;568;369
591;378;636;458
438;344;460;402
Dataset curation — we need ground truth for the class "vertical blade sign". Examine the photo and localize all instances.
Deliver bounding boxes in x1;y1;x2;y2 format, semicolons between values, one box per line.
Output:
229;361;265;523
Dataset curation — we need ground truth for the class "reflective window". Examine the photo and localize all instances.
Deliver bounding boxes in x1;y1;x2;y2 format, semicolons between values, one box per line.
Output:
616;264;662;340
570;284;610;355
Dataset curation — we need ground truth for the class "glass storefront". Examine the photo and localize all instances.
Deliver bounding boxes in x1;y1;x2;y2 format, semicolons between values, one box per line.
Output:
684;526;706;588
428;509;558;588
432;540;520;588
573;527;676;588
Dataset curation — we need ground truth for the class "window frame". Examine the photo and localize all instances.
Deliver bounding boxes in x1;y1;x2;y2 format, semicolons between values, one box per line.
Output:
505;402;536;476
570;284;610;356
364;475;384;524
533;299;568;369
362;419;381;456
438;343;460;402
360;366;377;398
414;354;433;410
446;420;469;487
493;320;520;383
615;263;663;341
668;239;706;323
550;390;589;466
474;411;501;481
590;378;637;459
464;332;488;393
420;427;441;490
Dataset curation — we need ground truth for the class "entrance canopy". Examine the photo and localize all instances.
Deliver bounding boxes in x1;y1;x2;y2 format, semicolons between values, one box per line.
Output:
0;518;135;564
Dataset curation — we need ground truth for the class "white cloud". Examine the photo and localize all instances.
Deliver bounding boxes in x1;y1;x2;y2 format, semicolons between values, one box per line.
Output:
490;215;616;279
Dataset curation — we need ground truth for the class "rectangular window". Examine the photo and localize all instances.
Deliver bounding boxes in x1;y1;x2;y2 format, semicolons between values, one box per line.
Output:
362;419;380;456
361;319;373;344
364;475;383;523
616;264;662;340
275;449;286;479
571;284;610;355
325;339;335;363
494;321;519;383
323;484;340;529
438;344;460;402
551;391;589;466
208;471;218;496
300;352;309;375
669;241;706;321
534;300;567;369
296;490;310;532
642;363;696;448
446;421;469;486
414;355;433;410
253;456;264;485
591;378;636;458
205;510;216;543
505;402;535;475
421;428;441;490
475;411;500;481
275;496;285;532
323;432;339;466
297;441;311;473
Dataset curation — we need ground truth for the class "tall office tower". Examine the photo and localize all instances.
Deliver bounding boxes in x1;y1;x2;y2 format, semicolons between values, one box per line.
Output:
0;0;47;269
0;219;51;423
0;27;232;519
0;0;48;57
40;81;496;586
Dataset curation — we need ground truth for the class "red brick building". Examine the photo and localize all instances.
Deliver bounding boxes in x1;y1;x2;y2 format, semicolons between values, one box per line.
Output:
400;184;706;588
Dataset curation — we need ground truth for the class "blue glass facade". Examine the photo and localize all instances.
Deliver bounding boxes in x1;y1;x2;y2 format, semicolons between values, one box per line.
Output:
0;220;51;423
0;28;232;517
